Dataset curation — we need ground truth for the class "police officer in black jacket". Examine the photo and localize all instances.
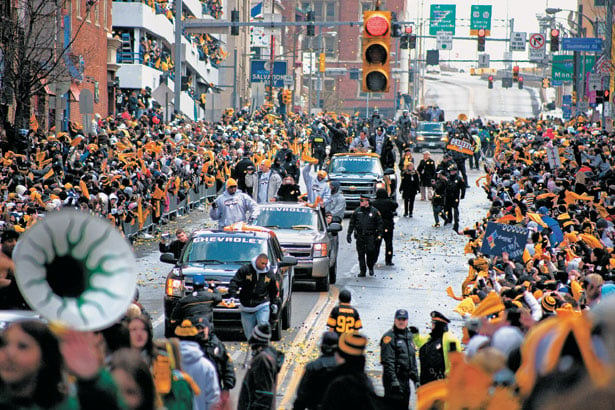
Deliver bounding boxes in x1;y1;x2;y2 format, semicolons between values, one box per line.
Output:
347;194;383;277
197;318;237;394
443;164;466;233
169;274;222;336
324;120;348;156
371;188;398;266
293;332;339;410
380;309;419;410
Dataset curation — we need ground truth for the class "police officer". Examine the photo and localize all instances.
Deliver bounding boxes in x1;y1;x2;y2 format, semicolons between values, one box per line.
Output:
371;188;398;266
395;110;412;151
310;126;328;171
197;318;237;398
347;194;383;277
443;164;466;233
380;309;418;410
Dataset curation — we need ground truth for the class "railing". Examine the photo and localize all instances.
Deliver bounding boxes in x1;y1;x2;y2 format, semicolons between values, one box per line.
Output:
121;182;218;239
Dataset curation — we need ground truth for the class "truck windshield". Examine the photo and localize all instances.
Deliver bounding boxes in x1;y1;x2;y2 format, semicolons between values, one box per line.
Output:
330;157;382;174
418;122;444;132
252;207;320;230
182;235;268;263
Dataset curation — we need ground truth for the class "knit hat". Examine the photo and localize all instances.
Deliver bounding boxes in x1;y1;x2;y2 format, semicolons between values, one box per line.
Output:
541;293;558;312
226;178;238;188
249;323;271;345
175;319;199;338
338;331;367;358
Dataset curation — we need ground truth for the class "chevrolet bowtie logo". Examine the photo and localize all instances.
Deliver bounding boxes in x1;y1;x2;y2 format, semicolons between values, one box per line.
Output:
349;186;357;191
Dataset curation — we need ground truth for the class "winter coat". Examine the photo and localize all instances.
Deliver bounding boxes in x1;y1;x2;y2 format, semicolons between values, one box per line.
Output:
326;192;347;221
179;341;221;410
238;346;281;410
302;164;332;205
199;334;236;391
399;171;420;200
293;354;338;410
250;170;282;203
228;257;279;309
210;189;256;228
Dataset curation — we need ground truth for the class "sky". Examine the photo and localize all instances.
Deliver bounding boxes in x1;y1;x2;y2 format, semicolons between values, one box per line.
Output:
409;0;579;68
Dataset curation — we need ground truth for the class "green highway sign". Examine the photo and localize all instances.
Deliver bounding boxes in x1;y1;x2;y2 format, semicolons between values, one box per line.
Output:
470;5;492;35
552;55;595;84
430;4;456;35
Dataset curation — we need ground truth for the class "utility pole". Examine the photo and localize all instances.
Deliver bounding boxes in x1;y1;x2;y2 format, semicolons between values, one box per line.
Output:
573;4;583;111
316;25;322;111
54;4;64;132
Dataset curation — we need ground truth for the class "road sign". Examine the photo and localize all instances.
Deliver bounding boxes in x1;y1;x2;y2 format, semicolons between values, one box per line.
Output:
79;89;93;114
588;72;601;92
283;75;293;87
528;33;545;62
552;55;596;83
578;101;589;112
510;32;526;51
562;37;603;52
429;4;456;35
436;31;453;50
470;5;492;36
502;77;513;88
562;94;572;105
478;53;490;68
250;60;287;87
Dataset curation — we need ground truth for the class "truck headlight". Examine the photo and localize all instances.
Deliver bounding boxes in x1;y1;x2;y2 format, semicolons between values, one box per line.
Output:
376;182;385;189
441;136;448;142
313;243;328;257
416;136;425;141
165;278;184;297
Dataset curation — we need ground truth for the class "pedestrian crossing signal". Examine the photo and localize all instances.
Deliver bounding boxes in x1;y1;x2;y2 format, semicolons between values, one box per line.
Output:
542;78;550;88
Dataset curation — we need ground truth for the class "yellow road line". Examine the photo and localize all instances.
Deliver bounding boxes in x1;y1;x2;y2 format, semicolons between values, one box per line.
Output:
278;286;339;409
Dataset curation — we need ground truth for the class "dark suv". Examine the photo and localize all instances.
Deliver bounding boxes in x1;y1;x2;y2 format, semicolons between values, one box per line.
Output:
414;121;448;152
161;227;296;340
327;153;396;213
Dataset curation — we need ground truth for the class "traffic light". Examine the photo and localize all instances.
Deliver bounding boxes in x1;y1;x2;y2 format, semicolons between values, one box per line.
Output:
596;90;604;104
307;11;315;36
518;76;524;89
199;93;207;107
319;52;326;72
281;89;291;105
572;91;577;104
512;66;519;82
409;34;416;49
550;28;559;52
362;10;391;93
391;13;401;38
605;89;611;102
400;35;409;49
542;78;551;88
231;10;239;36
477;28;486;52
488;75;493;89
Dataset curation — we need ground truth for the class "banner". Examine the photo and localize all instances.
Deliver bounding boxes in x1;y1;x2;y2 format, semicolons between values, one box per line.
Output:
479;222;528;261
446;137;474;155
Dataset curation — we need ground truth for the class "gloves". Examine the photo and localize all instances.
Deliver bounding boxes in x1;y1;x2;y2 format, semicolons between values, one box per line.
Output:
211;201;218;209
270;304;279;315
409;326;419;334
347;235;352;244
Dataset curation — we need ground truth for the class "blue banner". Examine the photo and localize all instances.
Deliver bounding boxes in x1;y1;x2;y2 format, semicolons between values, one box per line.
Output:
250;60;287;87
479;222;528;261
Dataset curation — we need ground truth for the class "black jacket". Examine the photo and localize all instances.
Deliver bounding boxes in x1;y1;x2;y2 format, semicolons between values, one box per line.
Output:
325;122;348;155
234;157;257;192
229;263;279;308
445;174;466;204
321;361;379;410
417;158;436;187
159;239;185;259
199;334;236;390
371;196;398;230
347;205;383;239
432;178;447;207
238;345;280;410
277;183;302;202
293;354;337;410
170;288;222;328
380;327;418;389
399;171;420;200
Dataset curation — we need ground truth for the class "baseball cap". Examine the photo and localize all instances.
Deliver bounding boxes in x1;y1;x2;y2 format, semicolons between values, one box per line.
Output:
395;309;409;320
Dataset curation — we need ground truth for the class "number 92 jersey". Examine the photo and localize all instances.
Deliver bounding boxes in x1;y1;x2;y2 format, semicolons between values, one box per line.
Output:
327;303;363;335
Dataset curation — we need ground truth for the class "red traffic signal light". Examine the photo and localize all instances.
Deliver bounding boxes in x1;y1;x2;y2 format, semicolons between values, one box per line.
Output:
550;28;560;52
478;29;486;37
488;75;493;81
405;26;413;34
362;11;392;93
605;89;611;102
477;29;486;52
488;75;493;89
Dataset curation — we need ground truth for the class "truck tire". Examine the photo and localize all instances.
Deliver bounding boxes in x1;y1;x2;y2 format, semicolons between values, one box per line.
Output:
329;262;337;285
281;295;292;329
316;273;330;292
272;319;282;341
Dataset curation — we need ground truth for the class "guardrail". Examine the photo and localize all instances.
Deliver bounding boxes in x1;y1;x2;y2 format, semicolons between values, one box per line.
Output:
121;182;218;239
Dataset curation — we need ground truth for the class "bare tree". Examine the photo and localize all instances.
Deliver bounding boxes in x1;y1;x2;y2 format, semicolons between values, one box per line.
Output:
0;0;95;145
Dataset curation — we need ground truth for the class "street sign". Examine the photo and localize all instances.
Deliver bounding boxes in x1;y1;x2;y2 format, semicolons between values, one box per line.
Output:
283;75;293;87
429;4;456;35
250;60;287;87
588;72;601;92
478;53;490;68
562;94;572;105
562;37;603;52
510;32;526;51
79;89;93;114
470;5;492;36
502;77;513;88
436;31;453;50
578;101;589;112
528;33;545;62
552;55;596;83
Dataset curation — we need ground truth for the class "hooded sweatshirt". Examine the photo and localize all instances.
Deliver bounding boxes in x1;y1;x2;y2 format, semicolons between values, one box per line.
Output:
229;256;279;311
179;340;220;410
210;188;256;228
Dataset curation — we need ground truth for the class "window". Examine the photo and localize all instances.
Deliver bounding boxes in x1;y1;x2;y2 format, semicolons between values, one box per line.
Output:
358;83;383;99
94;0;100;25
324;79;335;92
103;0;108;29
313;2;322;20
75;0;81;19
595;0;606;6
325;1;335;21
324;35;337;57
361;2;371;14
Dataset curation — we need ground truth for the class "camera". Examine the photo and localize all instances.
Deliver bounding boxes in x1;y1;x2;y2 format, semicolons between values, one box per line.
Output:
162;232;171;241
